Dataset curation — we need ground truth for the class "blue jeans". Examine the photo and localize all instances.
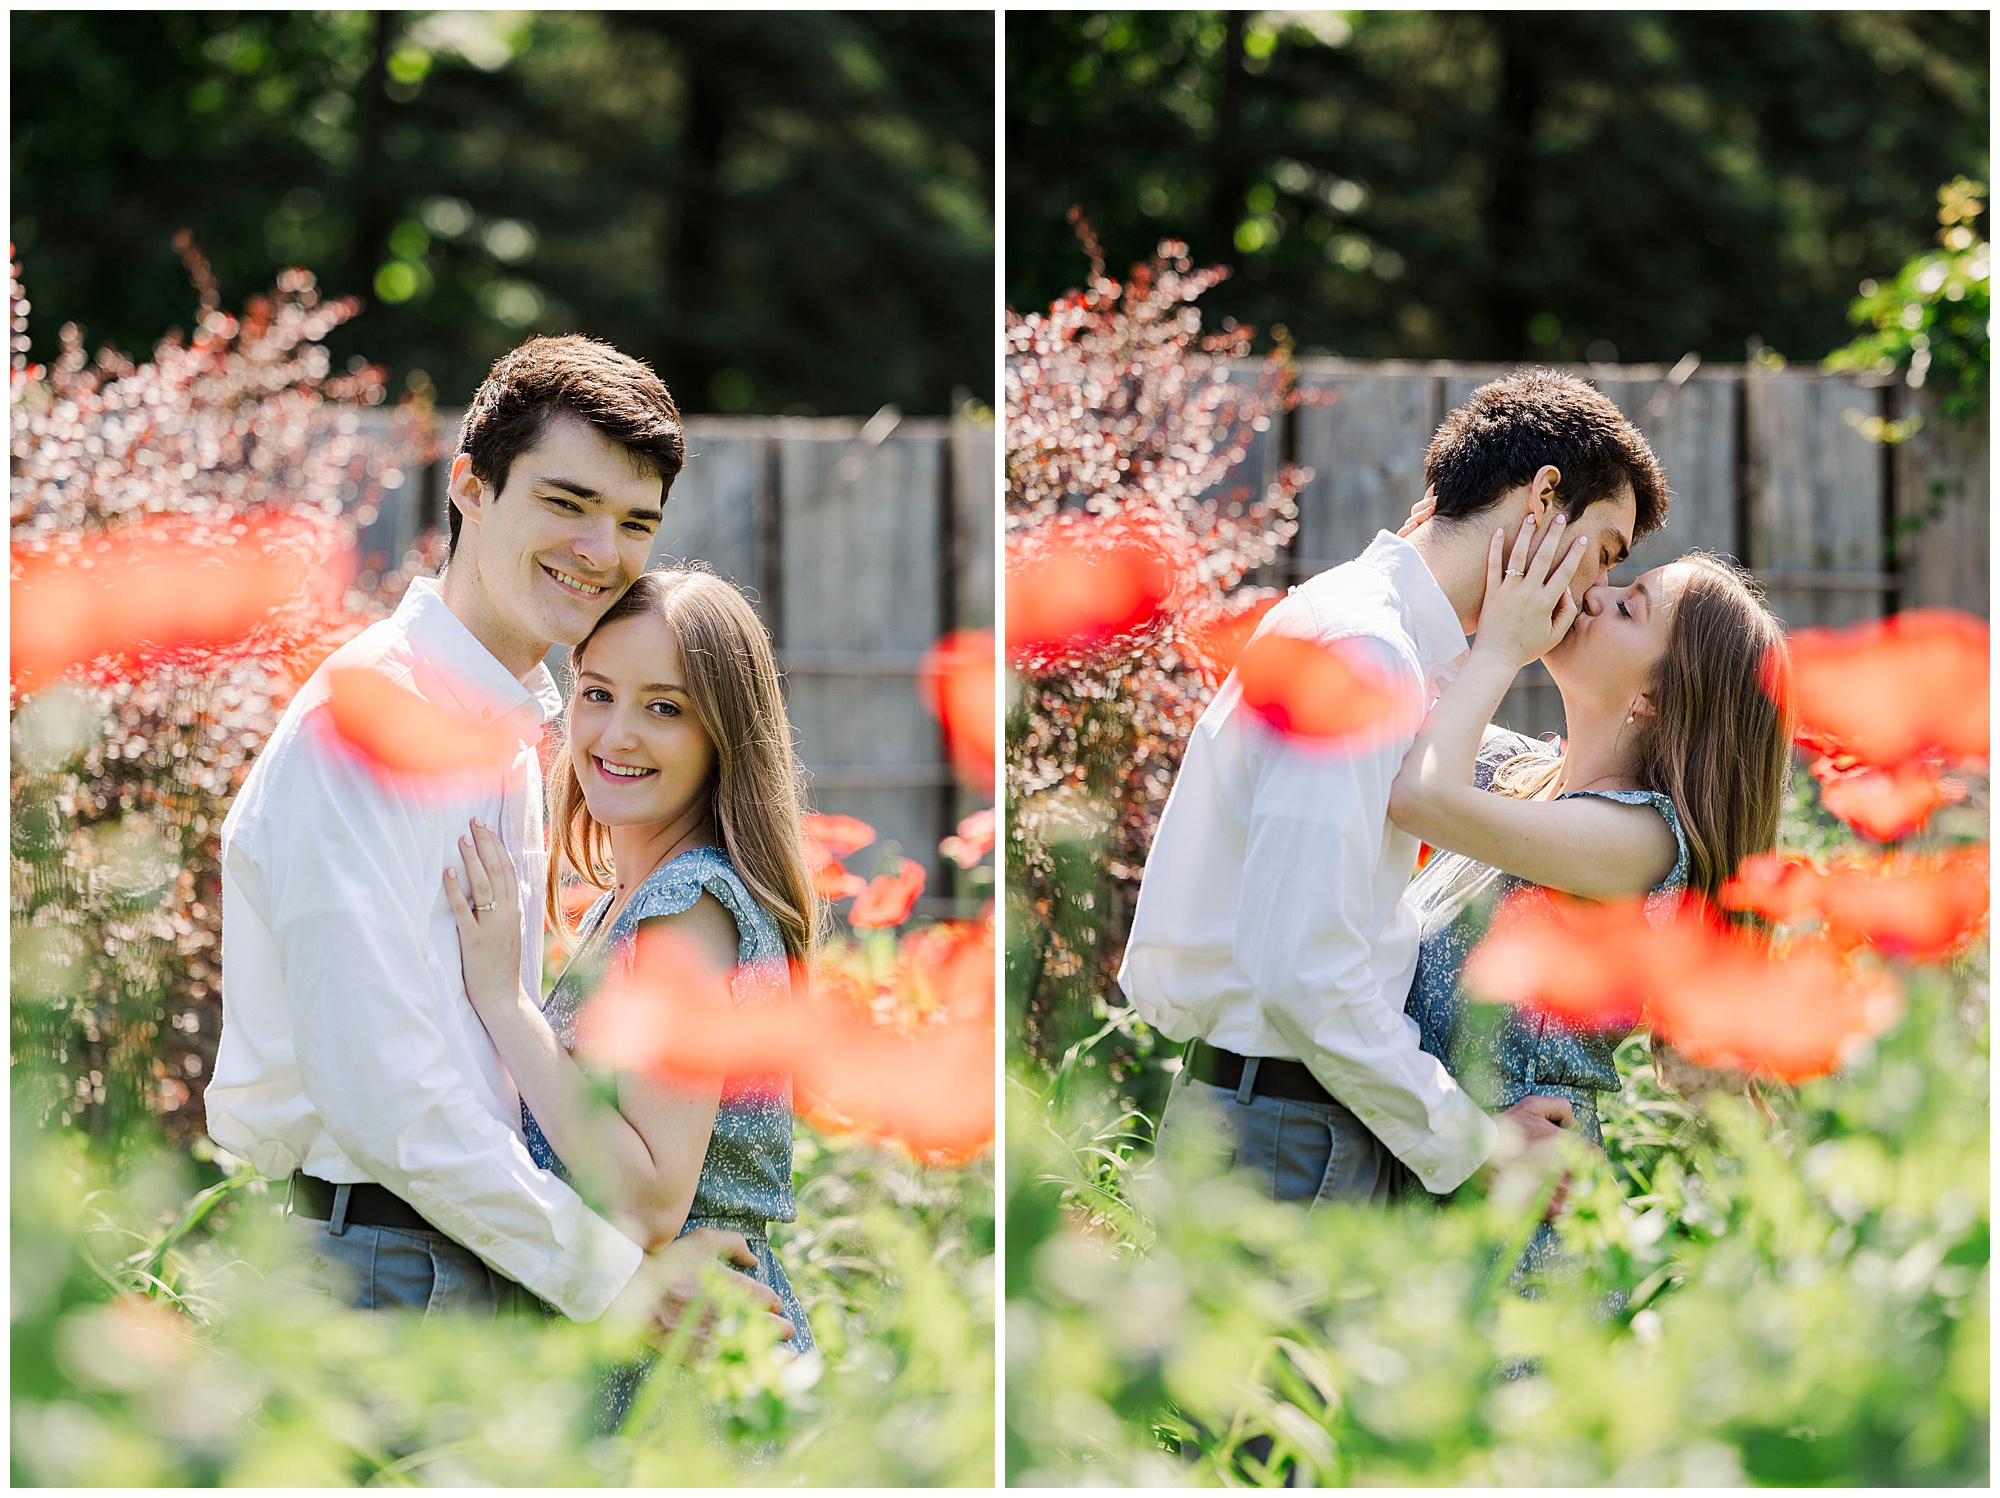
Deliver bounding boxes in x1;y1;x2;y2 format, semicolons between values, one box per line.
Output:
1156;1066;1410;1206
289;1214;542;1318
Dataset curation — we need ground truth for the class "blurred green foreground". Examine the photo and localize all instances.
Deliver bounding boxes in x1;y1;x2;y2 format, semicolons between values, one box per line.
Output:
1008;953;1988;1486
12;1116;993;1486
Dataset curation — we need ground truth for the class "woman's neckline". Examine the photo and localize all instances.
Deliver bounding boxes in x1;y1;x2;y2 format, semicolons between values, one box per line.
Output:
601;840;723;931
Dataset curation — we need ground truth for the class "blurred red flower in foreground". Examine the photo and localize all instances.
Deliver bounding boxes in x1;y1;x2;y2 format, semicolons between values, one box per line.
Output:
850;857;926;929
11;512;348;696
1772;610;1989;767
579;920;994;1164
1465;890;1903;1083
321;666;536;780
1182;592;1281;686
917;629;996;791
940;807;996;869
1233;630;1421;749
801;813;875;901
1809;756;1966;842
1005;514;1189;663
1720;847;1991;963
1648;937;1902;1083
802;813;877;861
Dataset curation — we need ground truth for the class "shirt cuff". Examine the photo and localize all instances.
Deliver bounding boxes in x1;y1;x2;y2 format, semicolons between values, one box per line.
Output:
1393;1091;1500;1195
403;1179;644;1321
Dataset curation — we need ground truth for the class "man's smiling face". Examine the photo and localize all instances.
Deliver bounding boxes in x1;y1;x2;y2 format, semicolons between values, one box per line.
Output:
451;412;666;663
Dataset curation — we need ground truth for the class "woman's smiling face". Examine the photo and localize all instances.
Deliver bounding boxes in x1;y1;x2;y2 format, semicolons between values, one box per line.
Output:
568;610;716;831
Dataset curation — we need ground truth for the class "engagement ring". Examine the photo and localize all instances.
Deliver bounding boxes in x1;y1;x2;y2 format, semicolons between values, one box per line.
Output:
472;902;495;913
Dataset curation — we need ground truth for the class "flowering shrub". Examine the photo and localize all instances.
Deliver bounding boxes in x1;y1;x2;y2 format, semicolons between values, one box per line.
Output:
9;243;434;1142
1824;178;1989;424
1006;223;1304;1081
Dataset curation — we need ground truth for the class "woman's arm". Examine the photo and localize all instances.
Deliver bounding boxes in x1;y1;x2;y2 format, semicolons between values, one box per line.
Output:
446;822;728;1251
1387;515;1676;900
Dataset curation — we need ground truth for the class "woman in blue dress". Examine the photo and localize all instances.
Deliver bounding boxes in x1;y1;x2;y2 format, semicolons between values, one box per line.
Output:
442;567;820;1354
1386;505;1794;1191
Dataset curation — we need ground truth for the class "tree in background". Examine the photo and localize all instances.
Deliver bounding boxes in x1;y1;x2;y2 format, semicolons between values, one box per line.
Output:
1008;11;1988;365
13;10;993;414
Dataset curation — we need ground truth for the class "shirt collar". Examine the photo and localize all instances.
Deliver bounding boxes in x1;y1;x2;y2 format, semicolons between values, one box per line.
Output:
395;577;565;728
1358;530;1470;680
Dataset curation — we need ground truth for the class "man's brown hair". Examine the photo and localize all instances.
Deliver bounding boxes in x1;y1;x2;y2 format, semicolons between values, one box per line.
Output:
1424;367;1669;539
450;335;686;555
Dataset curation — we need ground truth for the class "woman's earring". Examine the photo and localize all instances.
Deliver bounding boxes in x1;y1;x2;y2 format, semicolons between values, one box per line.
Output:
1625;713;1636;724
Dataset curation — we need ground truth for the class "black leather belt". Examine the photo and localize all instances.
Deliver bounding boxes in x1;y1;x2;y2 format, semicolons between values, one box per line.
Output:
1185;1039;1336;1107
290;1172;435;1235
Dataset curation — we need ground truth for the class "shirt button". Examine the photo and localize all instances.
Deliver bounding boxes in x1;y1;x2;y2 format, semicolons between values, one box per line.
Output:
479;709;492;722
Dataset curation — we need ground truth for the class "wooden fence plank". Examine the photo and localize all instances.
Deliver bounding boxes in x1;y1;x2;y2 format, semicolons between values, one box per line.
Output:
1746;370;1889;629
650;426;764;612
951;420;996;629
1594;366;1739;573
777;423;953;896
1895;389;1990;618
1291;361;1435;577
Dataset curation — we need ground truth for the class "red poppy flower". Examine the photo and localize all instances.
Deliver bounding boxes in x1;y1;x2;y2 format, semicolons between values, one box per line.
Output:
1182;593;1282;686
1466;889;1903;1083
1811;757;1966;842
1005;514;1188;661
1233;631;1420;750
1648;936;1902;1084
323;666;534;780
579;922;994;1165
11;512;345;694
1771;609;1988;767
802;813;877;861
1721;847;1991;963
849;858;927;929
939;806;996;869
916;629;996;792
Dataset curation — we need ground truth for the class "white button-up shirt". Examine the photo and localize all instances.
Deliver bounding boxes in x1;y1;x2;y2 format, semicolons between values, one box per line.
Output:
207;578;643;1319
1119;531;1500;1194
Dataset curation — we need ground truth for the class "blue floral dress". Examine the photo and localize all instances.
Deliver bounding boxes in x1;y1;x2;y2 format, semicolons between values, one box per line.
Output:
523;845;814;1353
1405;729;1690;1149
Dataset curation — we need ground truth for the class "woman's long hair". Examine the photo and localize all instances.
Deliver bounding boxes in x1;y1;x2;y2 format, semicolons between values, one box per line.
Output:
544;567;824;965
1495;553;1795;900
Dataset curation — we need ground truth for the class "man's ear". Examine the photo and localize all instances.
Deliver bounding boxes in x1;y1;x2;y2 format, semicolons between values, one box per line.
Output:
1523;464;1563;520
448;454;486;531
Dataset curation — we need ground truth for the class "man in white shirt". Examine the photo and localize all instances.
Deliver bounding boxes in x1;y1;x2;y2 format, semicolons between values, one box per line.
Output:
1124;368;1669;1205
209;336;786;1333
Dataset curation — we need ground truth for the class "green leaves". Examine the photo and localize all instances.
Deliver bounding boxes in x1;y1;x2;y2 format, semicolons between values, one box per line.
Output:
1009;974;1990;1484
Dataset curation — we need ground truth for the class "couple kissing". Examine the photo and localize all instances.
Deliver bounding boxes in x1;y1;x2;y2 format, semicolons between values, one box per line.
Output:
1125;368;1792;1237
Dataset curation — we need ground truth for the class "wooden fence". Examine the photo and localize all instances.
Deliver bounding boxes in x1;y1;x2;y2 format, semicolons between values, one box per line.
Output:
360;411;995;920
1234;359;1990;739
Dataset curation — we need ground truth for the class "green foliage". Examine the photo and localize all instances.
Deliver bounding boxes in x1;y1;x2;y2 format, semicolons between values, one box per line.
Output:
1008;755;1990;1484
1008;11;1988;364
1008;964;1988;1485
1825;178;1990;423
11;1115;994;1486
13;11;993;413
